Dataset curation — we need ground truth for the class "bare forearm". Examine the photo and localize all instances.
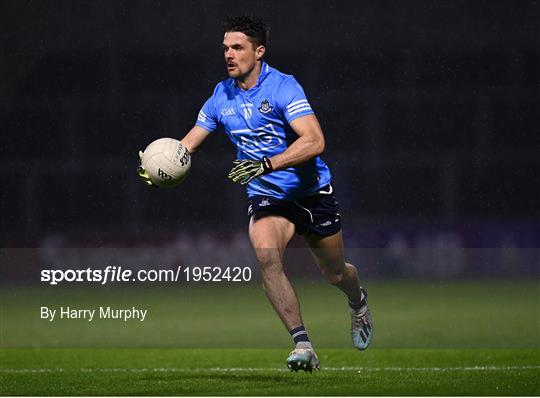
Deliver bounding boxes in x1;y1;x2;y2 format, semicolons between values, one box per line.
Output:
269;135;324;170
179;138;196;153
180;126;211;154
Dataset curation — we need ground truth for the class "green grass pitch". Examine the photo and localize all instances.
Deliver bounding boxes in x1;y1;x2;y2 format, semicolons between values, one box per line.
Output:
1;280;539;395
1;348;538;395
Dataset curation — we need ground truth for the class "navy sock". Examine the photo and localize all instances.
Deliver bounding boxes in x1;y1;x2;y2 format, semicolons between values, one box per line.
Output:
348;288;367;310
289;326;310;344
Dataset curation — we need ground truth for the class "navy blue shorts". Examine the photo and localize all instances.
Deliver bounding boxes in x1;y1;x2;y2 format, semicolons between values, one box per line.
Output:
247;185;342;237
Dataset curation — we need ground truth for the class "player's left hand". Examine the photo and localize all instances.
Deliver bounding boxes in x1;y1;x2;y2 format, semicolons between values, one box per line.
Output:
137;150;156;187
228;156;273;185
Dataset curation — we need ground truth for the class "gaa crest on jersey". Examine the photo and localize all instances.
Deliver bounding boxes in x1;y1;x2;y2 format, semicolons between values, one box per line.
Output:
258;99;273;114
221;107;236;116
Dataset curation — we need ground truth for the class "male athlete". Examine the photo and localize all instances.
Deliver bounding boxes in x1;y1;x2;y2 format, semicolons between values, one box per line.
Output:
138;15;373;372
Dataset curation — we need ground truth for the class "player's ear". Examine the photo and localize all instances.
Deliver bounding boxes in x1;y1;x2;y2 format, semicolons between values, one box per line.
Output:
256;45;266;61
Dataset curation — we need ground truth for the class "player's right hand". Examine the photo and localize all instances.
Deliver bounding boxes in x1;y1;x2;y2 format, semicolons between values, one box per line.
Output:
137;150;156;187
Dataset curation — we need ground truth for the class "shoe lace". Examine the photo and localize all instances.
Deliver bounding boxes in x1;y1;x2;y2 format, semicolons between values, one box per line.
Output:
352;306;369;328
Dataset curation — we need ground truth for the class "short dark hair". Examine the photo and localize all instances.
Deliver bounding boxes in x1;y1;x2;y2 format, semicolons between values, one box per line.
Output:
223;15;268;48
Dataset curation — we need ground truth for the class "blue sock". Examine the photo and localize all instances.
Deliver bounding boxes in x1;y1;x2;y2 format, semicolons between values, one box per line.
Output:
290;325;310;345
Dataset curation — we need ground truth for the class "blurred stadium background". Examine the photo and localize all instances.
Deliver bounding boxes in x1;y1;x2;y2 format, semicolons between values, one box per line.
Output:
1;1;539;277
1;5;538;395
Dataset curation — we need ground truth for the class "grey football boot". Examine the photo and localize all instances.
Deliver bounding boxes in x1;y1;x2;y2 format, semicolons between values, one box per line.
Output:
286;342;320;373
350;287;373;350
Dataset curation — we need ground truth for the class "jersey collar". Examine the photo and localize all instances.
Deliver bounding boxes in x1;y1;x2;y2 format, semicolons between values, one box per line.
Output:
256;62;271;87
231;62;272;91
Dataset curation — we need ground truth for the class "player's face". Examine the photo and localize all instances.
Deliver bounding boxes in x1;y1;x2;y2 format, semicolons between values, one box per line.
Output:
223;32;264;81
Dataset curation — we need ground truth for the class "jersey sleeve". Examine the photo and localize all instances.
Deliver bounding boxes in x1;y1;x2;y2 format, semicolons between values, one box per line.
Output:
195;94;218;133
277;77;315;123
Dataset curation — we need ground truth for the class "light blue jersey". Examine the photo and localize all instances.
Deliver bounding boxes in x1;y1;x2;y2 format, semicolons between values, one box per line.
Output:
195;62;332;199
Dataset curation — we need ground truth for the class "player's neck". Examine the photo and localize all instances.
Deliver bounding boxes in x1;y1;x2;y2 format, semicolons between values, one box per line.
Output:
236;62;262;91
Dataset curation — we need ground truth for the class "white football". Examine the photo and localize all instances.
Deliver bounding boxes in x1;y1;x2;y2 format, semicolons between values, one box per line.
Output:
141;138;191;187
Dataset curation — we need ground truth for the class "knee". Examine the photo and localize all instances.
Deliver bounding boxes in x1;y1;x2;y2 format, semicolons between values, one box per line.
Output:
254;250;282;274
321;262;355;285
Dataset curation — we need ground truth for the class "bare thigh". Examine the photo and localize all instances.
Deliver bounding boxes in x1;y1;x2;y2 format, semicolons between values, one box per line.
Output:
249;214;295;265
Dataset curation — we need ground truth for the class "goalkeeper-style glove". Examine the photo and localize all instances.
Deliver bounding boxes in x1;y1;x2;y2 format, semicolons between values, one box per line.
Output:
228;156;274;185
137;150;156;187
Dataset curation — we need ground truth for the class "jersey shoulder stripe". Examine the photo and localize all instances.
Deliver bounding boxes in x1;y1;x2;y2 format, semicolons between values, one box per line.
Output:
288;105;312;116
197;108;208;122
287;99;309;109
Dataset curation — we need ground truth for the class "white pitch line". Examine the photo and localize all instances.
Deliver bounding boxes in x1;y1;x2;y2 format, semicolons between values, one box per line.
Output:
0;365;539;373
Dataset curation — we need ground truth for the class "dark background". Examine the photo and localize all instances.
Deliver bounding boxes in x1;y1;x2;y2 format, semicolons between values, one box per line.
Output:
1;0;539;248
